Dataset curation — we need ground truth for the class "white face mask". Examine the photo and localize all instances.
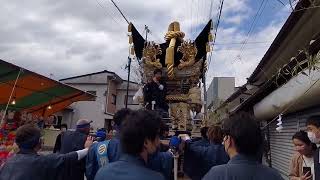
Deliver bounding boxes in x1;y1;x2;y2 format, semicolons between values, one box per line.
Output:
308;131;320;144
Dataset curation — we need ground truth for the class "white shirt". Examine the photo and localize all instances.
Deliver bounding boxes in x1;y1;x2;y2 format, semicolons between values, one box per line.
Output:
302;155;315;180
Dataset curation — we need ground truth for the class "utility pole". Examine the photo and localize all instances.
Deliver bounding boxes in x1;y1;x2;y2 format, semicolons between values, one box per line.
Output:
125;25;150;108
125;56;132;108
110;0;130;24
125;57;131;109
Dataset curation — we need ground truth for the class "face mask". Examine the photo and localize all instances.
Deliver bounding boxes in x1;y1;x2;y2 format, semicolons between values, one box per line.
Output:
308;131;320;144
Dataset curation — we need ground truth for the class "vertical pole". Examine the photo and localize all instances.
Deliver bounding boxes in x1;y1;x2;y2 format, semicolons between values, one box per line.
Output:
145;25;149;42
125;57;131;109
173;155;178;180
203;75;207;120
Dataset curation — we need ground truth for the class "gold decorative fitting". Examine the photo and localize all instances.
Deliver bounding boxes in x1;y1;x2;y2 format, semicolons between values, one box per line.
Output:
177;41;197;70
208;33;213;42
129;35;133;44
130;46;135;55
128;23;132;32
203;60;208;73
206;43;211;52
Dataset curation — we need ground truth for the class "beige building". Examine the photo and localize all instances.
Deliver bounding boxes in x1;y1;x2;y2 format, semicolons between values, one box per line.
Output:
56;70;140;130
207;77;235;110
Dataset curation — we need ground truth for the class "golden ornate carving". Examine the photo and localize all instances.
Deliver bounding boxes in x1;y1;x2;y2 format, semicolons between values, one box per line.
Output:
142;42;162;69
170;102;192;131
177;41;197;70
188;87;201;105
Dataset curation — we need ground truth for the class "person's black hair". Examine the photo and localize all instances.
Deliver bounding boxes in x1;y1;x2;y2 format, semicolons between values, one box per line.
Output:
200;127;209;139
113;108;132;127
292;130;317;150
208;125;223;144
222;112;263;156
16;124;41;149
120;110;161;155
153;69;162;75
60;124;68;130
306;115;320;128
160;123;169;136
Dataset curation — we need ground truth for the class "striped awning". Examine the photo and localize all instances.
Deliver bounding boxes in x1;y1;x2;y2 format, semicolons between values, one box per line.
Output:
0;59;95;117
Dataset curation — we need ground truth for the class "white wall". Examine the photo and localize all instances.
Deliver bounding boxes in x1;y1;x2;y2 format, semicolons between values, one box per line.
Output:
59;74;140;130
61;80;109;130
207;77;235;110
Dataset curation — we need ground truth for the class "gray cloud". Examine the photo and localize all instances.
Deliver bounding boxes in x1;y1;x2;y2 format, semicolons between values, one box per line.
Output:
0;0;287;86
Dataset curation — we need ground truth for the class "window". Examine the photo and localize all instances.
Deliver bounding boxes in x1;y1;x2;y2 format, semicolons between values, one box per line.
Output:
111;94;117;105
87;91;97;96
124;95;138;105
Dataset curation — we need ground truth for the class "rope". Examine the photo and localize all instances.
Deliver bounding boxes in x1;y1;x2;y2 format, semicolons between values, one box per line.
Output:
165;31;185;41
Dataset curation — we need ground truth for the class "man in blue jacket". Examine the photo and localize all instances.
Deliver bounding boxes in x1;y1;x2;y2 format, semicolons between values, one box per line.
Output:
183;126;228;180
85;129;109;180
95;110;165;180
183;126;209;180
203;112;283;180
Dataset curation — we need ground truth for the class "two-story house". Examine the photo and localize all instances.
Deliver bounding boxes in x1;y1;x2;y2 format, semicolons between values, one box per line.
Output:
57;70;140;130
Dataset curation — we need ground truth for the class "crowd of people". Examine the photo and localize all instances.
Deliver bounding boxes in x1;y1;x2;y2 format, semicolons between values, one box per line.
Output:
1;108;320;180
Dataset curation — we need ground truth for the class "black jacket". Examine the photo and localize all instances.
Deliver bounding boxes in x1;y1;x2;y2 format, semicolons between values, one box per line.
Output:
59;130;87;180
143;80;168;111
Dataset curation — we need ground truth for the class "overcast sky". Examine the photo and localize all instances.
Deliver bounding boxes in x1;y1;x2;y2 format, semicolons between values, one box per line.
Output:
0;0;296;86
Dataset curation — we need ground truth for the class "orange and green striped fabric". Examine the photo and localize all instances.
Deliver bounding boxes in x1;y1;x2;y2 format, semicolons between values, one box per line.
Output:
0;59;94;117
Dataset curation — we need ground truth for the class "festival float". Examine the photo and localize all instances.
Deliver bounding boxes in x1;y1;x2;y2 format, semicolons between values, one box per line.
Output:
0;60;95;166
129;20;213;131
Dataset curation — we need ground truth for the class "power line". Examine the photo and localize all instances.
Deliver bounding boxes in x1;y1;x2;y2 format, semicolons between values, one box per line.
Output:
208;0;224;68
234;0;268;63
213;46;269;51
191;0;194;37
208;0;214;20
215;41;271;45
275;0;286;6
288;0;294;11
110;0;130;24
94;0;122;26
